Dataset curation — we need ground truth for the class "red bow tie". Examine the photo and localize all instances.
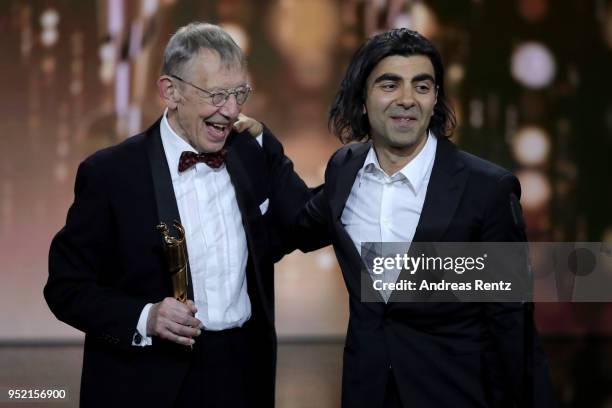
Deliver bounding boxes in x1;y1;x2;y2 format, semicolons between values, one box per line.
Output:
178;149;227;172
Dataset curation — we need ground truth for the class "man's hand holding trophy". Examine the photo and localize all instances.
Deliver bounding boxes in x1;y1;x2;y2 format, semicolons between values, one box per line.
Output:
146;221;201;347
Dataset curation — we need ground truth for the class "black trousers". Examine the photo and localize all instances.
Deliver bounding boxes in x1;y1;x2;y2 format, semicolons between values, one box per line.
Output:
173;323;256;407
384;369;403;408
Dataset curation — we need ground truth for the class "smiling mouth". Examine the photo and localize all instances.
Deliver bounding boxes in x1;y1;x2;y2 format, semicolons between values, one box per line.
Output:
390;116;418;124
205;121;228;132
204;121;230;142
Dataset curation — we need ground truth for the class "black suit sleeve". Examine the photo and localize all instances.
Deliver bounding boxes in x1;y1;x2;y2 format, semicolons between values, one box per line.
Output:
288;143;348;253
259;126;326;260
289;188;333;253
44;160;147;350
481;173;555;407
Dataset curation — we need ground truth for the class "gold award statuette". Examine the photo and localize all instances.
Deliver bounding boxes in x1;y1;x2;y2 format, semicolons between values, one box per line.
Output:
156;221;189;303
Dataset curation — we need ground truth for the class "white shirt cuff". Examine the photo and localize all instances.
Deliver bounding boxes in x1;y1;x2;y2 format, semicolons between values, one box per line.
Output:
132;303;153;347
256;132;263;147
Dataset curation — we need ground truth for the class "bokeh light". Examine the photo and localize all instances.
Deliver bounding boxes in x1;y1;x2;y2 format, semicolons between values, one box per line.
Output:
392;3;438;39
220;22;250;54
512;126;551;166
447;63;465;85
40;8;59;29
511;42;556;89
516;170;551;210
41;29;59;47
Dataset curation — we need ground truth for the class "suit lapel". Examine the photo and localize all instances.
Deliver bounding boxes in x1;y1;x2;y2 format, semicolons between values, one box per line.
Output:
328;142;369;263
224;140;265;252
224;136;273;324
412;137;468;243
144;119;194;300
327;143;387;304
387;138;468;305
329;142;371;221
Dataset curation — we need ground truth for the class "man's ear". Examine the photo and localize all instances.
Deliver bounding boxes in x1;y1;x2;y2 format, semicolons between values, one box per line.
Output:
157;76;180;110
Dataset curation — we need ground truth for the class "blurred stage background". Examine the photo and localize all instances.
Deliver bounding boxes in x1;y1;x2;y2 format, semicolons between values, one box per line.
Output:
1;0;612;407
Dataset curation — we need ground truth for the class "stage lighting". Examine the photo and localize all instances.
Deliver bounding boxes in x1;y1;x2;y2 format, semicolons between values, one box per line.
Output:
512;126;551;166
516;170;551;210
511;42;556;89
220;23;250;54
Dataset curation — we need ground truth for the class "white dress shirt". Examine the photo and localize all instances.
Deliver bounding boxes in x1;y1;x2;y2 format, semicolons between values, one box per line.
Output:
134;112;262;345
341;132;437;300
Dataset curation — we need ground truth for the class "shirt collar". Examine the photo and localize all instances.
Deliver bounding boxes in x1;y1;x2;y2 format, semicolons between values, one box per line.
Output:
160;108;198;180
361;131;438;194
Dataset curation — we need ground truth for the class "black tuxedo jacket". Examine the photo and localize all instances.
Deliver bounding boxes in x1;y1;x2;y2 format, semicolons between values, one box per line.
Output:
295;137;555;408
44;119;309;407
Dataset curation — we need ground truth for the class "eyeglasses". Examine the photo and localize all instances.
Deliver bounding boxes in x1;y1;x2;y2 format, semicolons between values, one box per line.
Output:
170;74;252;107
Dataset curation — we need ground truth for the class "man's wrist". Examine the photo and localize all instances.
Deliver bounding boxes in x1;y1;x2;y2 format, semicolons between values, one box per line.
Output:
132;303;154;347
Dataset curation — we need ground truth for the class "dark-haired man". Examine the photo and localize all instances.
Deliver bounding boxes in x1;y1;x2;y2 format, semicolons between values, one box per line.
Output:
44;22;308;407
294;28;554;407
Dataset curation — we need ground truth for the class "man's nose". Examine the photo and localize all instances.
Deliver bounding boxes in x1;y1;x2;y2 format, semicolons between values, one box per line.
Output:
395;86;416;108
219;93;241;118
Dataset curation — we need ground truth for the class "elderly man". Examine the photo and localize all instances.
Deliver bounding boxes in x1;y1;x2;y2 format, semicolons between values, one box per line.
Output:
45;22;308;407
293;28;555;407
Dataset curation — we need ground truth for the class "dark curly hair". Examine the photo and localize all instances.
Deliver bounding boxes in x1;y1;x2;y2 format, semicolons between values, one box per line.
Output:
329;28;456;143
